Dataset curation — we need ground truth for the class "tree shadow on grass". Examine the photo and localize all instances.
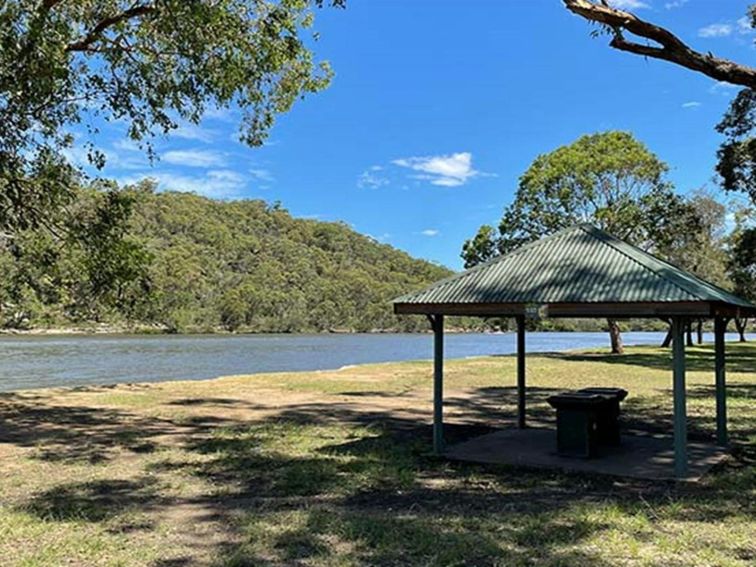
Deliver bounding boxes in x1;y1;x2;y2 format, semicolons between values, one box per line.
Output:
23;477;163;525
2;381;753;566
547;342;756;374
195;420;618;566
193;401;753;565
0;395;167;463
167;397;269;409
446;385;558;426
619;385;756;445
0;391;250;464
221;505;616;567
441;382;755;445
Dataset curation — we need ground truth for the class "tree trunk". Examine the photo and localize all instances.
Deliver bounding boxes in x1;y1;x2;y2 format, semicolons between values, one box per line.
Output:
696;319;704;345
660;318;673;347
607;318;624;354
686;322;694;347
734;317;749;342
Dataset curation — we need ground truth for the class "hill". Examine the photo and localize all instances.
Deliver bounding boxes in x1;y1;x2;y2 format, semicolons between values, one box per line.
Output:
132;189;456;332
0;185;454;333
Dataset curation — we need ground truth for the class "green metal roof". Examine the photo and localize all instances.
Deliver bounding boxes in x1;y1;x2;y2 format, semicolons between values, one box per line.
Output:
394;224;756;316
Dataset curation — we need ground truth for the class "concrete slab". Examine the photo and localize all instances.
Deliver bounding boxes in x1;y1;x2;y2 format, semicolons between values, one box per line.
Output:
444;427;728;482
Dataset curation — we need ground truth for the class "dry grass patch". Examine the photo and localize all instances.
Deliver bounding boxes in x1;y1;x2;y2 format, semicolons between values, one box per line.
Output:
0;343;753;565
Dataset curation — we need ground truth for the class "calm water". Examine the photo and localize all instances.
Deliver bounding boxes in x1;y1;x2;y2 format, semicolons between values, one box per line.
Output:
0;331;750;392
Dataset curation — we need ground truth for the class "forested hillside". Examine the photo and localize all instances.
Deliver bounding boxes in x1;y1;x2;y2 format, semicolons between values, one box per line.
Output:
0;183;452;333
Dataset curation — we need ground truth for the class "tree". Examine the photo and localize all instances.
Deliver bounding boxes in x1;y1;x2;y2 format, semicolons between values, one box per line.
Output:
656;191;730;347
727;205;756;341
715;88;756;205
0;0;341;235
461;225;497;269
562;1;756;209
462;131;684;354
0;178;152;327
68;183;154;321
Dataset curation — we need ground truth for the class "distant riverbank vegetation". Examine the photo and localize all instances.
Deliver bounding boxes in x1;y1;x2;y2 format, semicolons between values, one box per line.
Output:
0;180;747;338
0;180;740;337
0;181;454;334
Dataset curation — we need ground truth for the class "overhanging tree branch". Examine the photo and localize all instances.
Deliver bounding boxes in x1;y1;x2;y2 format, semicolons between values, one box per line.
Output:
66;4;155;52
41;0;66;10
562;0;756;90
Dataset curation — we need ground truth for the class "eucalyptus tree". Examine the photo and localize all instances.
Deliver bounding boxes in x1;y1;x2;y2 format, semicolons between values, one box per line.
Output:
0;1;341;324
462;131;687;354
0;0;341;234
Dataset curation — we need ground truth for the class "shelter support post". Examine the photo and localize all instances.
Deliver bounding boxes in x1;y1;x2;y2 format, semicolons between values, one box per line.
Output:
430;314;444;455
672;317;688;478
516;315;526;429
714;317;728;447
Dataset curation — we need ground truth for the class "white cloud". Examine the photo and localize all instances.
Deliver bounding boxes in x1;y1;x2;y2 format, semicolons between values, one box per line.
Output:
119;169;246;199
607;0;649;9
249;168;274;183
420;229;440;237
112;138;141;152
172;123;215;143
204;105;236;122
63;142;147;171
664;0;688;9
61;145;93;168
393;152;480;187
162;149;226;168
357;166;389;189
681;101;701;108
698;23;733;38
737;16;754;35
710;81;741;95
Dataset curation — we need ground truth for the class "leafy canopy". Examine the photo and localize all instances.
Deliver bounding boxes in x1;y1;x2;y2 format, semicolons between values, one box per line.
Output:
563;0;756;208
462;131;683;268
0;0;341;232
716;87;756;204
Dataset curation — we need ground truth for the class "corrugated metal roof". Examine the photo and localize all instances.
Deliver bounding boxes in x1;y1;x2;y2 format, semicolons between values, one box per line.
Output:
394;224;755;309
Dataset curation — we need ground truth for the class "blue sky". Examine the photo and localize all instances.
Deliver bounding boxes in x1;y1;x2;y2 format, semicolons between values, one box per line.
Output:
72;0;756;269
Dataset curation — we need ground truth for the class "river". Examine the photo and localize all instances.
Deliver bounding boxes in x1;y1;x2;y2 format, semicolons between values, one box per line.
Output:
0;331;750;392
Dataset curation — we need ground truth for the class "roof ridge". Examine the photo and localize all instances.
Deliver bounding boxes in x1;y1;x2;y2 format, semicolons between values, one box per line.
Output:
392;224;583;303
578;226;699;301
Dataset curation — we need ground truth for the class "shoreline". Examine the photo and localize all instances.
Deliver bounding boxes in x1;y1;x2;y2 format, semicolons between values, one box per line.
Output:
0;325;676;337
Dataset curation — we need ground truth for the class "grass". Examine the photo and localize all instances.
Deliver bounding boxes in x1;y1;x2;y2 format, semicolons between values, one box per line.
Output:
0;342;753;566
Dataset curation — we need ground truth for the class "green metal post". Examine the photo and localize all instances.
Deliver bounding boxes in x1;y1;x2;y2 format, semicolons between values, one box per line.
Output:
715;317;728;446
672;317;688;478
432;314;444;454
516;315;526;429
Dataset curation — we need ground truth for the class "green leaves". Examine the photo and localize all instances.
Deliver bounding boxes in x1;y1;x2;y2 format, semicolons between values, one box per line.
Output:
0;0;339;233
727;207;756;305
716;88;756;204
468;131;675;259
461;225;497;269
0;187;451;332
